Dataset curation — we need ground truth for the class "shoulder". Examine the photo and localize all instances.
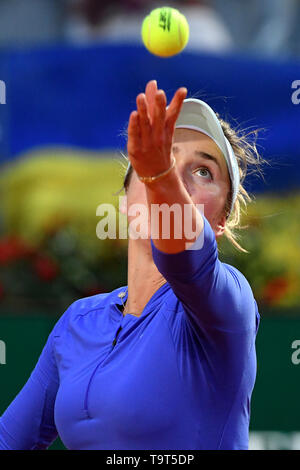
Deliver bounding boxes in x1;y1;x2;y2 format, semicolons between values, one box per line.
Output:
69;291;114;315
222;262;250;288
52;286;126;336
222;262;254;300
222;262;260;330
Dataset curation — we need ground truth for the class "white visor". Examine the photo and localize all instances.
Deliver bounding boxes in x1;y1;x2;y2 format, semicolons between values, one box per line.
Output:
125;98;240;217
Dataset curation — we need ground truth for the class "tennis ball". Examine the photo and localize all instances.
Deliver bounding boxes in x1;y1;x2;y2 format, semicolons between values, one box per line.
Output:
141;7;189;58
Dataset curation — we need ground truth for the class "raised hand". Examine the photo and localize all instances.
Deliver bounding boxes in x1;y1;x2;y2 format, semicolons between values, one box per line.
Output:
127;80;187;182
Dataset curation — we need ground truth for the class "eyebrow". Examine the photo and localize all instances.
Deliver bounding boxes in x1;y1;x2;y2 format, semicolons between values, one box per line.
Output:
172;145;222;172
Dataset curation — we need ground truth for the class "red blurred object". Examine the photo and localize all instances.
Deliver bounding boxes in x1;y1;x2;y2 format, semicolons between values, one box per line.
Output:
0;281;5;300
0;237;33;265
33;256;59;282
84;285;107;297
262;277;290;306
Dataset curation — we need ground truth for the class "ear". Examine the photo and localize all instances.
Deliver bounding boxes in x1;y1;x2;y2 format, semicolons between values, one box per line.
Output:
214;213;226;239
119;195;127;215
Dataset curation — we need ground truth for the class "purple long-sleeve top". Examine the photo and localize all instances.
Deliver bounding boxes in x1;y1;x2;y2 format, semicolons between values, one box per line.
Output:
0;216;259;450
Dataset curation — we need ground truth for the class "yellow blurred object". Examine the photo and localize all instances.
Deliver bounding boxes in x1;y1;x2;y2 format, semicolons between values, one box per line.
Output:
219;192;300;309
0;149;126;247
246;194;300;274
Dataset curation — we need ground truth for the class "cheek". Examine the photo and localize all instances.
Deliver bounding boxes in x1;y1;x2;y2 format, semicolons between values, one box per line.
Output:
191;183;227;220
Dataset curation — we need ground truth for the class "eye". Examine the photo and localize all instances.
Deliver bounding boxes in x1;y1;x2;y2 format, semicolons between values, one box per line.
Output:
194;167;213;180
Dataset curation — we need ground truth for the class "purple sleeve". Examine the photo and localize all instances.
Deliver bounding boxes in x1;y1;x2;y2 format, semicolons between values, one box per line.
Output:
0;315;65;450
151;215;259;333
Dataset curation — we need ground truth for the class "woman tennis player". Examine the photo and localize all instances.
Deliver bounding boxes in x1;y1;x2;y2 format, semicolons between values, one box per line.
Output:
0;80;260;450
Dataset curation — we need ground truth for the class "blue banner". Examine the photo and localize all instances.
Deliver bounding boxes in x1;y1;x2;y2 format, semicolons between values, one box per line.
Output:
0;43;299;193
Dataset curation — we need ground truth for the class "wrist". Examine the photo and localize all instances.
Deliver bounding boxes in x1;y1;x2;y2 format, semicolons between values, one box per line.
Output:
137;156;176;185
143;163;181;193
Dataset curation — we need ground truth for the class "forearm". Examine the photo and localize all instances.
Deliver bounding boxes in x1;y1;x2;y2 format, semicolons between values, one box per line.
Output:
145;165;204;254
0;331;59;450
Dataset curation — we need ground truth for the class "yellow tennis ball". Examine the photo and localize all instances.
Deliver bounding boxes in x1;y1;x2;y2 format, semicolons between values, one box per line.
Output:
141;7;189;58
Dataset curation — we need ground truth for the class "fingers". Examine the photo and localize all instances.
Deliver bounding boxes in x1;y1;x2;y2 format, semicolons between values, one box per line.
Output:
152;90;167;145
136;93;152;148
165;87;187;137
127;110;141;157
145;80;157;124
129;85;188;159
136;88;167;149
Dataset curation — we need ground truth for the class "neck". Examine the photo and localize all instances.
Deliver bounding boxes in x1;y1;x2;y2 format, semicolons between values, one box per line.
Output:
123;238;166;317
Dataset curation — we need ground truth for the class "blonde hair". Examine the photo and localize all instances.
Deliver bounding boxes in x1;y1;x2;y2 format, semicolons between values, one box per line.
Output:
120;118;265;253
217;116;265;252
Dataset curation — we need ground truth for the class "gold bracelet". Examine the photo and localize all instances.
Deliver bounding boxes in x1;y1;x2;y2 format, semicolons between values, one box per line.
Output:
137;156;176;184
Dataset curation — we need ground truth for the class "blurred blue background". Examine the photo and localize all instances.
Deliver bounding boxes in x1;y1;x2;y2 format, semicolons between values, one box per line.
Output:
1;43;300;195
